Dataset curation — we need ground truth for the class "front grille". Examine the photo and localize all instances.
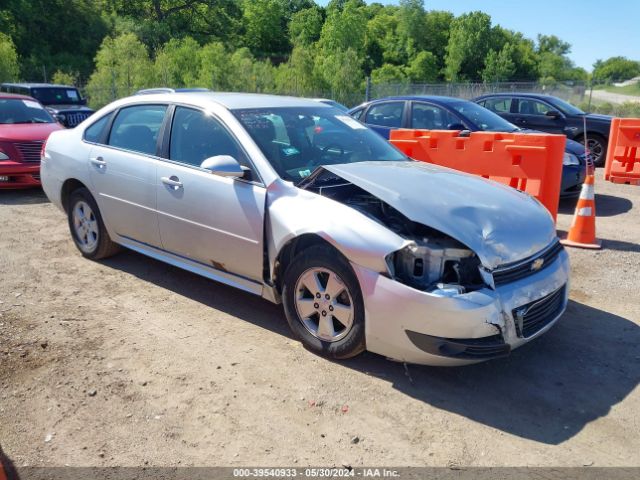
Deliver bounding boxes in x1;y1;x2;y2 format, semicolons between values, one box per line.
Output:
512;285;566;338
492;241;564;287
14;141;44;163
65;112;91;127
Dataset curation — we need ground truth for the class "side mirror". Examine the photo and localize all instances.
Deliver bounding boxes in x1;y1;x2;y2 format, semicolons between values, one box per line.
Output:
545;110;561;119
200;155;244;178
446;123;466;131
80;98;87;106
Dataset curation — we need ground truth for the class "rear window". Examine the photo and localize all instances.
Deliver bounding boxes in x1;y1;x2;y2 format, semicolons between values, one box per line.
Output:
84;112;114;144
30;88;83;105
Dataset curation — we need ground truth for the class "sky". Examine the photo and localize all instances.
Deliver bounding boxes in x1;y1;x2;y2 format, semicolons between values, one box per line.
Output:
316;0;640;71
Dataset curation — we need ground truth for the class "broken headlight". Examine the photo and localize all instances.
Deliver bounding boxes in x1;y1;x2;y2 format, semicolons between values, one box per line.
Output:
386;237;485;295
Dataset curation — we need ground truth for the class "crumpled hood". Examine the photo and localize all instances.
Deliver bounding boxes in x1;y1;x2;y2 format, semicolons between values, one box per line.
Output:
323;161;557;269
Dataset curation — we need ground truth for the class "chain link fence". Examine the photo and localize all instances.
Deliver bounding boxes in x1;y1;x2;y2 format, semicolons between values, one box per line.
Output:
80;81;594;111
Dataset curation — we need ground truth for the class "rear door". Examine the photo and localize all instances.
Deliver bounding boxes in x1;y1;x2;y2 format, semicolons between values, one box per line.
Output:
88;104;167;247
155;106;265;282
363;101;405;139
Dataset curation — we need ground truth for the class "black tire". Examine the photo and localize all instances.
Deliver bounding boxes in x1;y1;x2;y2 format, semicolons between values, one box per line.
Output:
282;244;366;360
67;187;120;260
578;133;607;167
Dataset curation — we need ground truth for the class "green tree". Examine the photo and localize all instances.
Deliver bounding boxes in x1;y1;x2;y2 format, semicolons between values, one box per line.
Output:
197;42;232;90
154;37;201;88
444;11;492;81
276;45;319;95
319;0;367;56
537;34;571;56
482;43;516;83
396;0;426;59
423;10;454;78
289;6;324;46
0;0;107;81
371;63;407;84
102;0;243;53
242;0;289;57
51;70;79;86
405;51;439;83
593;56;640;83
0;33;19;82
86;33;153;108
315;48;363;104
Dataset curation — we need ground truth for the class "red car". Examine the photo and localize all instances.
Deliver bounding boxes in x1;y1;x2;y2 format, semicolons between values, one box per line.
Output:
0;93;63;188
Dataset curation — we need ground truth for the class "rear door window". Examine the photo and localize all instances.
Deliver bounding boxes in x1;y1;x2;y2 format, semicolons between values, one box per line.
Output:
365;102;404;128
483;97;513;114
108;105;167;156
84;112;114;144
411;102;459;129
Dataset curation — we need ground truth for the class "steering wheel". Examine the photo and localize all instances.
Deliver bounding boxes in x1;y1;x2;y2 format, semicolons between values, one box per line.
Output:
321;143;345;159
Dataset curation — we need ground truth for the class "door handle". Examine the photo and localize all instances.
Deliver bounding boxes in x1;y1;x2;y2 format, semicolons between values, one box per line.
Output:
90;156;106;168
161;176;183;189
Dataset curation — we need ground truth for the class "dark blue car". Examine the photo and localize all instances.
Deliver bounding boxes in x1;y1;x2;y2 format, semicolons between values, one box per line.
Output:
349;96;586;198
474;93;612;166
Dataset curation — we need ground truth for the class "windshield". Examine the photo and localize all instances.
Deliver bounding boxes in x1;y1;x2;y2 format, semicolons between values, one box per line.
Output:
547;97;585;115
0;98;55;124
30;87;83;106
233;106;407;183
450;101;519;132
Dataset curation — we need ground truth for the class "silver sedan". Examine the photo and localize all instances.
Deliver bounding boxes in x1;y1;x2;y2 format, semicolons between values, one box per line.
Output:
40;93;569;366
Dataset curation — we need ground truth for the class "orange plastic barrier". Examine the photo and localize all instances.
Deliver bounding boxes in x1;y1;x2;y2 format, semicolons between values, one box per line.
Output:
390;129;566;220
604;117;640;185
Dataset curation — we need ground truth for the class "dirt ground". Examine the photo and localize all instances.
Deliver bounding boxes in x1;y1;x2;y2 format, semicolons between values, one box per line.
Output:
0;176;639;468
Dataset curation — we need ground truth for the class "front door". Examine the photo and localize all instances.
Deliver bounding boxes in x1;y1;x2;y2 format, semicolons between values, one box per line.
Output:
514;98;566;133
156;106;265;282
88;104;167;247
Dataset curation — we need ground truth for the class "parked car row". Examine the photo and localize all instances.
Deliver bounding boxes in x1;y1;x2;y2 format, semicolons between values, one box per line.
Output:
347;95;598;198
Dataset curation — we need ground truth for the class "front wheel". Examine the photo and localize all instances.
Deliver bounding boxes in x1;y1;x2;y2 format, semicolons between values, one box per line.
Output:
282;245;365;359
67;188;120;260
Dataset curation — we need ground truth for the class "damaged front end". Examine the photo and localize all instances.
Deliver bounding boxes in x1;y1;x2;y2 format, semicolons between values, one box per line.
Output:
300;168;486;296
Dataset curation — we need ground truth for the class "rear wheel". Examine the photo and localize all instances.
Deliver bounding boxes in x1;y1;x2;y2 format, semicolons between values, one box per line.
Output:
578;133;607;167
282;245;365;359
67;188;120;260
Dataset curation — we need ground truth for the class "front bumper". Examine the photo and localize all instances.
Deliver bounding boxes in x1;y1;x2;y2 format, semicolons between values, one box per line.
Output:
354;249;570;366
560;164;586;198
0;161;41;189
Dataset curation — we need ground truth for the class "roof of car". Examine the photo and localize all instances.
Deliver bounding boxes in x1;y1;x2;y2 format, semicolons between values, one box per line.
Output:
1;83;78;89
121;92;332;110
474;92;559;100
0;92;37;101
355;95;471;108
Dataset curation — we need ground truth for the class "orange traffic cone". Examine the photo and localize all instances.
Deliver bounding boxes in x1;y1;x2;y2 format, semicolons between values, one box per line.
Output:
561;169;601;249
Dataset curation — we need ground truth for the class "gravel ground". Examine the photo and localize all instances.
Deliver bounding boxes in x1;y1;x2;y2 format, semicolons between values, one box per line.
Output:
0;175;639;468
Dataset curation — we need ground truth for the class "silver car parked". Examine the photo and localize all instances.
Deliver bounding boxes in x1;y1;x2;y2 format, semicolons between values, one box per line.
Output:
40;93;569;366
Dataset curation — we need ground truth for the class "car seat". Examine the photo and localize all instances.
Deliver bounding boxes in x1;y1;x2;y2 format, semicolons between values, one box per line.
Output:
113;125;156;155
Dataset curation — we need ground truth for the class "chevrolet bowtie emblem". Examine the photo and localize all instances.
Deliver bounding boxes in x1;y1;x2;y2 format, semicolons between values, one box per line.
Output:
531;258;545;271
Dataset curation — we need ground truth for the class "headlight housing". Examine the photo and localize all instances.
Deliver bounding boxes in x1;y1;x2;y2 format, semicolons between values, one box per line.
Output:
0;151;10;161
387;237;485;295
563;152;580;166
